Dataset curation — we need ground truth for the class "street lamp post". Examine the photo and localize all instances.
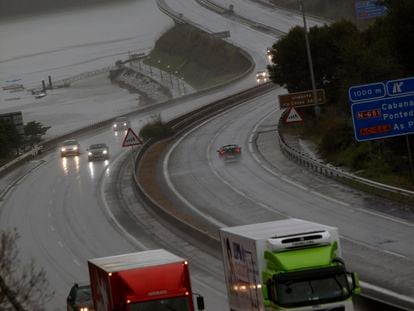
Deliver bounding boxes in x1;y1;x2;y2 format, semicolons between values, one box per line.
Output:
158;60;163;80
148;56;153;76
299;0;320;117
175;71;180;92
181;77;186;95
167;65;173;87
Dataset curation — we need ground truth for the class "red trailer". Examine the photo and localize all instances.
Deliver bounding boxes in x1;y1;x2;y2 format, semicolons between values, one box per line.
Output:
88;249;203;311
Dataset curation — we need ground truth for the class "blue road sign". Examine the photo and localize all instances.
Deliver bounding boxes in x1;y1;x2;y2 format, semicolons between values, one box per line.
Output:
355;0;387;20
349;82;385;103
351;95;414;141
386;77;414;97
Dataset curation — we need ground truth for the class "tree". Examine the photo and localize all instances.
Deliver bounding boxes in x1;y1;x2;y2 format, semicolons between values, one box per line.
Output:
0;229;54;311
384;0;414;74
23;121;50;148
0;121;21;157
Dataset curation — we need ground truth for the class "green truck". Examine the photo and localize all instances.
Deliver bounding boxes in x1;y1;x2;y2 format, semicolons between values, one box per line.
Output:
220;219;360;311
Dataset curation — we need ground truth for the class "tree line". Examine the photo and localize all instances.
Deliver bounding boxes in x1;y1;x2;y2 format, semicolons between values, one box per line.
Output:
0;120;50;161
268;0;414;187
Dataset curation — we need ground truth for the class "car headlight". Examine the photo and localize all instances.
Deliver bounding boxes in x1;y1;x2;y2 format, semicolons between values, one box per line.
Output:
73;146;78;150
103;150;108;154
113;124;117;128
61;148;66;152
80;308;88;311
88;152;92;156
123;122;127;126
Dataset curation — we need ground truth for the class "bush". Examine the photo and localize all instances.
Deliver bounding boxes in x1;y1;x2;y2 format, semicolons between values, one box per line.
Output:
139;122;172;141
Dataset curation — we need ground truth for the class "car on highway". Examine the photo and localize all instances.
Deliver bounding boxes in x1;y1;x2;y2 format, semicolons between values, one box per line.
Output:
112;116;130;131
66;283;94;311
266;47;272;61
34;91;46;99
256;70;268;83
217;144;242;160
61;139;80;157
87;143;109;161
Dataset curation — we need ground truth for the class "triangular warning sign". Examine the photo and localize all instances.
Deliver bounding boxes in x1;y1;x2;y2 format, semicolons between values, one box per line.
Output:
122;128;143;147
284;107;303;123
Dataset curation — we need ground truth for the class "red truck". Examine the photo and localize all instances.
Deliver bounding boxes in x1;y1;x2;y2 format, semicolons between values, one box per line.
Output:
86;249;204;311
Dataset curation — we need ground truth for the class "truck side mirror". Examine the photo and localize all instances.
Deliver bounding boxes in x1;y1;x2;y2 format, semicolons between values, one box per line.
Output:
351;272;361;295
196;295;205;310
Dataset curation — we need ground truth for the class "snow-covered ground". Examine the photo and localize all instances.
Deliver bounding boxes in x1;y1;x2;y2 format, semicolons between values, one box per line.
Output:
0;0;173;137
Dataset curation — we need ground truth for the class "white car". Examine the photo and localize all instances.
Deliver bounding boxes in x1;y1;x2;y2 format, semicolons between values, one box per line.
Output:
61;139;80;157
112;117;130;131
34;92;46;99
256;71;268;83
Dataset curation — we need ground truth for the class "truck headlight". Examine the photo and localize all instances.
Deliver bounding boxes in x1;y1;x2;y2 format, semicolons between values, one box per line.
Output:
73;146;78;150
103;150;108;154
61;148;66;152
113;124;117;128
88;152;92;156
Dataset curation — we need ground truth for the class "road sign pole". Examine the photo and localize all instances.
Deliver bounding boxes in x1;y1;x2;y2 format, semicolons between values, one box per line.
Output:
299;0;319;118
406;135;414;182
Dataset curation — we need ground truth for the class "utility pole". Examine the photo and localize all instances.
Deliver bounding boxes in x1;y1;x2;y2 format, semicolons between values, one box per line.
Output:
299;0;320;117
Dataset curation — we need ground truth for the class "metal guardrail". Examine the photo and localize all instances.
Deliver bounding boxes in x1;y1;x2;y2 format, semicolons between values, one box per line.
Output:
156;0;188;24
60;66;113;86
195;0;285;36
195;0;228;14
277;113;414;202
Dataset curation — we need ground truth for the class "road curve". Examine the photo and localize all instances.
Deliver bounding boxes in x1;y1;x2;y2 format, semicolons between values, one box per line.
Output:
162;89;414;309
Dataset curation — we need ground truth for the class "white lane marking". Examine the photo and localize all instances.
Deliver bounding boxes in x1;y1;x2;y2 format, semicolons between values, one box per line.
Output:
163;143;227;227
383;250;407;259
99;151;149;250
248;110;364;207
341;235;412;262
57;241;64;248
356;208;414;227
164;117;230;228
280;176;308;191
50;225;55;232
359;280;414;306
310;190;350;207
73;259;81;266
205;116;286;218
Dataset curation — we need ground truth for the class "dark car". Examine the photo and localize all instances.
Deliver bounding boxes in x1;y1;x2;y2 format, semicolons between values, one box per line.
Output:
67;283;94;311
217;144;242;160
61;139;80;157
87;143;109;161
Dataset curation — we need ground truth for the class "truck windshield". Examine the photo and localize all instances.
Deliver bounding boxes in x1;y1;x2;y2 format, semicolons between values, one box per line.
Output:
128;297;190;311
273;266;351;308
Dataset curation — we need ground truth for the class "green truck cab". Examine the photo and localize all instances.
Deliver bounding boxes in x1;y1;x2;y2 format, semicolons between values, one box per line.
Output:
220;219;360;311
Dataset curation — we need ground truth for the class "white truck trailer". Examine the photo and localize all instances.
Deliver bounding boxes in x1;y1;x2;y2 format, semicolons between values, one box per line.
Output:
219;219;360;311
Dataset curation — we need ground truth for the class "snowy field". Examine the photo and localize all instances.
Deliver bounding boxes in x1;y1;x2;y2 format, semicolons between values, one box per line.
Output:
0;0;173;136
